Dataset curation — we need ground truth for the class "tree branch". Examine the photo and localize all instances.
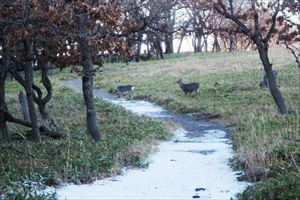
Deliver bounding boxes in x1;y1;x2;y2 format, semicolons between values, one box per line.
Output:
2;108;32;128
215;0;252;37
284;42;300;69
263;2;280;42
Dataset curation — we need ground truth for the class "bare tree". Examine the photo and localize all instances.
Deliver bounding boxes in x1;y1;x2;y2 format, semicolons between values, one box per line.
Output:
213;0;289;114
0;0;141;143
183;0;214;52
280;0;300;69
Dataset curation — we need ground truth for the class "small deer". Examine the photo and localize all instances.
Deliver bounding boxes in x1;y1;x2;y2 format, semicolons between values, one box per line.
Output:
259;69;278;89
176;79;200;96
115;80;134;98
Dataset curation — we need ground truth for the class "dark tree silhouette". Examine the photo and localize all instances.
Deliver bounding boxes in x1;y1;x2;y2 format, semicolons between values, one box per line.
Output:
212;0;291;114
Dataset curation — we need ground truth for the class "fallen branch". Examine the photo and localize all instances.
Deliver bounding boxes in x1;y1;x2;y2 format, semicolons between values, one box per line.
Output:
39;125;66;139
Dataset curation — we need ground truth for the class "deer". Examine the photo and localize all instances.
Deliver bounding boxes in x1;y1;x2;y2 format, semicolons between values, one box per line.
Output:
115;80;134;98
176;79;200;96
259;69;278;89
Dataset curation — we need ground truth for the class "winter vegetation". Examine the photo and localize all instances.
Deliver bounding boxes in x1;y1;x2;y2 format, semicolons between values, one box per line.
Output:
0;0;299;199
96;48;299;199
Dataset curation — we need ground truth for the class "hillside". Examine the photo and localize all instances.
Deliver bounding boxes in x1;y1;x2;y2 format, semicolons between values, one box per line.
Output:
94;47;300;199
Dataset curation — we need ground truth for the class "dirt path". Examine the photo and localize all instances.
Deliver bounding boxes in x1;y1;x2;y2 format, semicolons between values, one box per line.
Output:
55;79;248;199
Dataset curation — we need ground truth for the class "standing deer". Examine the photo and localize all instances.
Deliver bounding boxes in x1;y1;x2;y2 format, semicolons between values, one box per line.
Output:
115;80;134;98
176;79;200;96
259;69;278;89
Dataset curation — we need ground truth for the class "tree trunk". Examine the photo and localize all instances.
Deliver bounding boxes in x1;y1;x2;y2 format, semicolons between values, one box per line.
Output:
194;30;203;53
79;40;101;142
34;50;52;119
154;40;164;60
229;34;235;52
0;39;9;144
38;67;51;118
256;41;288;114
19;91;31;123
0;73;9;143
158;41;164;59
228;0;236;52
23;40;41;142
197;35;202;52
135;43;141;62
133;33;143;62
165;33;174;54
165;9;174;54
203;35;208;52
177;35;184;53
212;34;221;52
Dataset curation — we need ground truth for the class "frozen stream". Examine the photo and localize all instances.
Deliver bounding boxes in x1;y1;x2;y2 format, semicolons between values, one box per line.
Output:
55;79;248;199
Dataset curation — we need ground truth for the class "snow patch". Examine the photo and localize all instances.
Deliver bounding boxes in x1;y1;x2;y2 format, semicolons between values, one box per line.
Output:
54;129;248;199
56;80;249;199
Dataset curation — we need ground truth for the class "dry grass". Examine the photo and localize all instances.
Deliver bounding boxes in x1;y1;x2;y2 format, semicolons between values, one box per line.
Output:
94;47;299;198
99;48;294;80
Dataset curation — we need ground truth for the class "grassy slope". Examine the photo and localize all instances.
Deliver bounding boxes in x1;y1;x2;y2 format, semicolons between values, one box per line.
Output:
1;77;171;199
94;48;300;199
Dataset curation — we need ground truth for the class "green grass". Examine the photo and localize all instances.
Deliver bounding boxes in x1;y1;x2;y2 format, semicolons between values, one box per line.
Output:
93;48;300;199
1;78;172;199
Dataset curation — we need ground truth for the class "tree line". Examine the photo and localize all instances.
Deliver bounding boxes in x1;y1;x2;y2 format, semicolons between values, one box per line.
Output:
0;0;299;143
